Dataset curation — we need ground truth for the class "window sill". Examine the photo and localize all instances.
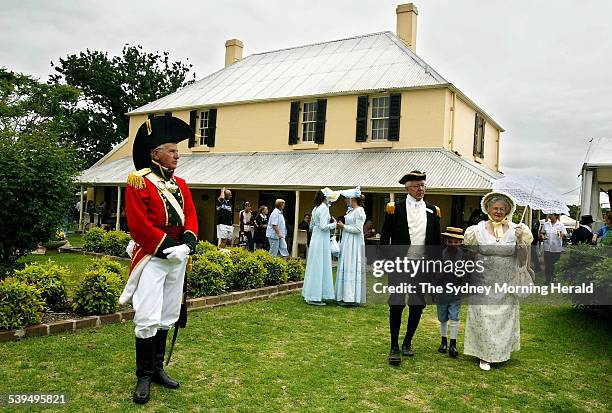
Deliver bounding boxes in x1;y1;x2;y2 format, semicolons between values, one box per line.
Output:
473;156;483;163
192;146;210;153
361;141;393;149
292;142;319;150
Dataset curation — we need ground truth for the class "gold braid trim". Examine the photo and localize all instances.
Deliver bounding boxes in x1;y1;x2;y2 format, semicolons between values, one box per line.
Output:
126;168;151;189
435;206;441;218
385;202;395;215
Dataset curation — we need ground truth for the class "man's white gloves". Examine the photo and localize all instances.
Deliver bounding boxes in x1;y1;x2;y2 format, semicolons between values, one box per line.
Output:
163;244;191;262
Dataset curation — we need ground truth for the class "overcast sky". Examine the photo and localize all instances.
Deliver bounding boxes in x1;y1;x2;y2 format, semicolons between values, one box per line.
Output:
2;0;610;206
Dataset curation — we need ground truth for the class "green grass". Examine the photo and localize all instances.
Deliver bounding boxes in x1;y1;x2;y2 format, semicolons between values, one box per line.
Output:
18;252;129;297
1;294;610;412
66;233;85;248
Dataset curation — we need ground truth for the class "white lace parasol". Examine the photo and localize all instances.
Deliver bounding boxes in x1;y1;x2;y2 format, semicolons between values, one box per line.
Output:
492;175;570;215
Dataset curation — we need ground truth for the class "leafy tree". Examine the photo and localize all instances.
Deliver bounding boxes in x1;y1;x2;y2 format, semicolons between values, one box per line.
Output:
0;130;78;267
0;68;79;139
50;45;195;167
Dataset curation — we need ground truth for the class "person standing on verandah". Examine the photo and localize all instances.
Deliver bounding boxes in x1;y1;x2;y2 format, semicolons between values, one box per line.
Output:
463;192;533;371
335;187;367;306
302;188;339;306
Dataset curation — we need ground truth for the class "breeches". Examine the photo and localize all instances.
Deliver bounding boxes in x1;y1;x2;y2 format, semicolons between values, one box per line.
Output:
132;256;187;339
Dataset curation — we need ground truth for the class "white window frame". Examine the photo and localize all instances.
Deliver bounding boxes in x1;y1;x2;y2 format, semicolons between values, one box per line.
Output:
300;101;317;143
369;95;390;141
198;110;210;147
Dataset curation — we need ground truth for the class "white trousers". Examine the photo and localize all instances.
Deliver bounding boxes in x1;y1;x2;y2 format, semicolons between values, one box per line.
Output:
132;256;187;339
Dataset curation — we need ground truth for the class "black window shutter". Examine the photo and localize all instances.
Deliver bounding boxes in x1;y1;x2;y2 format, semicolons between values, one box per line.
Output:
314;99;327;144
355;95;368;142
480;118;486;157
473;113;479;156
147;114;155;120
288;101;300;145
388;93;401;141
207;108;217;147
188;110;197;148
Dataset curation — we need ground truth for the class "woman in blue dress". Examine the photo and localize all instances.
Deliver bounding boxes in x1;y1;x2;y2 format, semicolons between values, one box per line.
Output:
302;188;339;306
336;187;367;305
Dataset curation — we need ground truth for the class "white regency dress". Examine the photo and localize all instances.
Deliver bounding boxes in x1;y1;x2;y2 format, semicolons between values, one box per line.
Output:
335;206;367;304
463;220;532;363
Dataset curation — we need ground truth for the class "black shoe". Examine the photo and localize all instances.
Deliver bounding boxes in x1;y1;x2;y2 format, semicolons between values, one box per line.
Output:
388;347;401;366
448;339;458;358
133;376;152;404
153;329;180;389
133;336;155;404
438;337;448;354
401;340;414;357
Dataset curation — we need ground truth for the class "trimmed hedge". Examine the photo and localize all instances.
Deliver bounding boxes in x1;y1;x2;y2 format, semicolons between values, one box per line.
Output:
189;259;227;297
83;228;131;258
13;260;68;311
287;258;305;281
0;277;44;330
195;241;217;256
253;250;288;286
83;227;105;253
230;255;266;290
72;267;124;316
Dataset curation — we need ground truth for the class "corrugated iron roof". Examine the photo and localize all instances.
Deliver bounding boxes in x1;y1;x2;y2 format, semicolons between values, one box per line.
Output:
128;32;448;115
77;148;502;193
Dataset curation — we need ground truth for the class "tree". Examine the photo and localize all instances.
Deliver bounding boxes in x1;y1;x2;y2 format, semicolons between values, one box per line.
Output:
50;45;195;167
0;130;78;268
0;69;80;269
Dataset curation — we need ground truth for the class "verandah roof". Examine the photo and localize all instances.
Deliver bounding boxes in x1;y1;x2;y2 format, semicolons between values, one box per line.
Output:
77;148;501;194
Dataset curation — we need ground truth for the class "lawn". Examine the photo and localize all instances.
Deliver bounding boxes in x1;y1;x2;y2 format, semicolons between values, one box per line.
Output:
1;293;610;412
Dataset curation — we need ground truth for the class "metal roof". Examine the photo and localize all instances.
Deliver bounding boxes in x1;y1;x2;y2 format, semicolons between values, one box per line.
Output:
128;32;448;115
77;148;502;193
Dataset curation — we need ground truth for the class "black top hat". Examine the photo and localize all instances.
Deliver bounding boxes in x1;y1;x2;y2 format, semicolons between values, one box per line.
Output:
399;170;426;184
579;215;595;225
132;116;194;170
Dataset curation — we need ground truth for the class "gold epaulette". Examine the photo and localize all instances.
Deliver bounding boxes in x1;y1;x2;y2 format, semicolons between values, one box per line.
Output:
385;202;395;215
127;168;151;189
434;205;441;218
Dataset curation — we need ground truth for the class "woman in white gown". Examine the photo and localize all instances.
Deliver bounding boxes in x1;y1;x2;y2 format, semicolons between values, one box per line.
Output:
335;187;367;305
463;192;533;371
302;188;339;305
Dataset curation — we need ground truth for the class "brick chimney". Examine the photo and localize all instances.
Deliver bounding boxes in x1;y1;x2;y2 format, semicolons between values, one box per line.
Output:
225;39;244;67
396;3;418;53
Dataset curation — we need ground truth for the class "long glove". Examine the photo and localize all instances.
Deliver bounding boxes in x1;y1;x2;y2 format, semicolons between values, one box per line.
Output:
162;244;191;262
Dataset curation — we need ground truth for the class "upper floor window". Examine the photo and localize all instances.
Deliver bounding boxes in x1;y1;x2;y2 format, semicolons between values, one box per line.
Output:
473;113;486;158
301;101;317;142
199;110;210;146
371;96;390;140
355;93;401;142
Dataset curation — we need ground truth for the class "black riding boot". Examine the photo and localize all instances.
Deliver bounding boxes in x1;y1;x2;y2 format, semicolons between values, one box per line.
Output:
134;336;155;404
438;336;448;353
402;305;423;356
152;329;180;389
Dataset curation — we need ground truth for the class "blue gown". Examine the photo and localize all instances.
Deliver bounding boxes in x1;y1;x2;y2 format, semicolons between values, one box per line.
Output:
302;202;336;302
335;206;367;304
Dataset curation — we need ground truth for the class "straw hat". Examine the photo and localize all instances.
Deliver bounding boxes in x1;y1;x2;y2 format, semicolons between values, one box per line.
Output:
441;226;464;239
480;191;516;219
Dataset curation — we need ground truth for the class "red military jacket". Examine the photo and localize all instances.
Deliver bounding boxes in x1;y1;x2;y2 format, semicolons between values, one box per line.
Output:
125;164;198;274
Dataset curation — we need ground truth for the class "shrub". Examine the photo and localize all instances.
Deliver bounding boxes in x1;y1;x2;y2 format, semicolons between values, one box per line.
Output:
253;250;288;286
13;260;68;311
72;269;123;315
195;240;218;256
556;245;612;314
286;258;305;281
202;250;233;270
226;247;251;265
102;230;132;257
83;227;105;253
188;258;227;297
0;277;44;330
87;257;127;280
230;255;266;290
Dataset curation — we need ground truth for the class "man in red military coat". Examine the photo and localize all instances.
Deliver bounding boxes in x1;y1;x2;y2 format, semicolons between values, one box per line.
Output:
119;116;198;404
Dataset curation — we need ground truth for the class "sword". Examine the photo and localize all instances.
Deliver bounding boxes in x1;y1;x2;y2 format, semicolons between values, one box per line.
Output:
166;256;192;366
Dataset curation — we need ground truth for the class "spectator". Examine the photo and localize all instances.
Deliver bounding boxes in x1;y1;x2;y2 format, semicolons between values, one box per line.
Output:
216;188;233;248
363;220;377;239
86;200;96;227
254;206;269;250
267;199;288;257
238;201;254;251
571;215;596;245
594;211;612;245
298;213;312;245
539;214;567;283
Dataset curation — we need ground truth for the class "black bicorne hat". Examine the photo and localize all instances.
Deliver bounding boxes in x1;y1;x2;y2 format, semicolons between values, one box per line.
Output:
579;215;595;225
132;116;194;170
399;170;426;184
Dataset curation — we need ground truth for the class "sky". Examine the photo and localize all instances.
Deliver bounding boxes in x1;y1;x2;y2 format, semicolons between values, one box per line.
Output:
1;0;610;206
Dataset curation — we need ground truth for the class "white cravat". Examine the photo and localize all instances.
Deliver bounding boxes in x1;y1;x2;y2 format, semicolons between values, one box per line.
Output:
405;194;426;245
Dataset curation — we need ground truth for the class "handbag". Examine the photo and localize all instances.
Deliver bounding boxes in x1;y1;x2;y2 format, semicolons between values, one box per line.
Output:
330;235;340;255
